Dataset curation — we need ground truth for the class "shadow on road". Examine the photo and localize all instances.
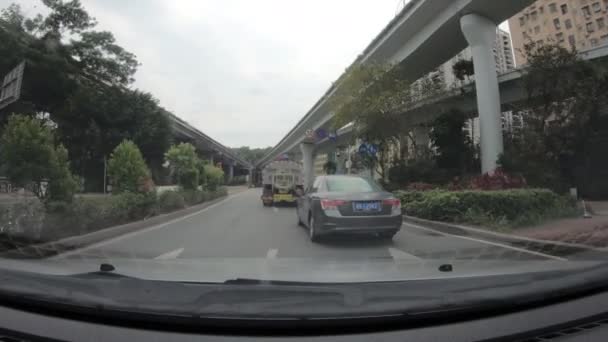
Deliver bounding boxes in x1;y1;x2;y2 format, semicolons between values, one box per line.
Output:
314;235;396;249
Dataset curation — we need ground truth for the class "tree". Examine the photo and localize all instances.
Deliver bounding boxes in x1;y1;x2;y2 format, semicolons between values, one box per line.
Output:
0;114;77;200
164;143;201;190
429;109;476;174
47;144;78;201
330;63;416;178
503;42;608;191
232;146;273;164
1;2;170;191
452;59;475;82
107;140;151;194
203;164;224;191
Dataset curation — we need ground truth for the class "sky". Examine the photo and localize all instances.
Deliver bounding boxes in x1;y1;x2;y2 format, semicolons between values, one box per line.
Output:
3;0;510;149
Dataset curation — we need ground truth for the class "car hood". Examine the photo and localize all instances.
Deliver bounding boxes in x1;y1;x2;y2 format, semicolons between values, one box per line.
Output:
0;257;601;283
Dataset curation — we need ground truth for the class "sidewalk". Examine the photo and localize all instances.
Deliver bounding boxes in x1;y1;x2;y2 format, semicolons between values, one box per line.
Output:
513;209;608;249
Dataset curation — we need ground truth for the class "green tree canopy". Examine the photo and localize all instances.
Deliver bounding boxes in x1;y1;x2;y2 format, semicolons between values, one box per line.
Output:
0;114;76;200
164;143;201;190
231;146;272;164
452;59;475;82
203;164;224;191
429;109;476;174
107;140;151;194
1;2;171;191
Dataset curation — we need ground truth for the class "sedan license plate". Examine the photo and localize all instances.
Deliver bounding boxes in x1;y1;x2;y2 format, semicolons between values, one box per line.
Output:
353;201;381;212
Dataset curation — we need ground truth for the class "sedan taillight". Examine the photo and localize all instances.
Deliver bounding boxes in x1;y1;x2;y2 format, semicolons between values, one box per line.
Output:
320;199;346;211
383;198;401;210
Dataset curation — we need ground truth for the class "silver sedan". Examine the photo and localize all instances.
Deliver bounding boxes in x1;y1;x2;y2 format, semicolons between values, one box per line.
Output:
296;175;403;242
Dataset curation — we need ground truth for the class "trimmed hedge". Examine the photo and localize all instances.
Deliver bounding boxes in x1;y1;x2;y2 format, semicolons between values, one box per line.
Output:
158;191;186;213
397;189;579;229
40;188;229;242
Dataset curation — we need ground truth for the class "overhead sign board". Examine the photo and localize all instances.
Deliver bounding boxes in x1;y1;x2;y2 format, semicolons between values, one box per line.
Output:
0;61;25;110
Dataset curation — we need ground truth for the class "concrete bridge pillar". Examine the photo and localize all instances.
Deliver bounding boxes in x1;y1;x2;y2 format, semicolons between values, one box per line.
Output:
228;163;234;183
300;142;316;190
460;13;504;173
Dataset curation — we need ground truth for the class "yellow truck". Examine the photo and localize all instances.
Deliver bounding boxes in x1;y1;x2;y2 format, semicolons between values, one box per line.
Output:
261;161;303;206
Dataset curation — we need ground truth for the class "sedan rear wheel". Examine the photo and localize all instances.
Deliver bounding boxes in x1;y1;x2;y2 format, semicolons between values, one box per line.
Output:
309;215;320;243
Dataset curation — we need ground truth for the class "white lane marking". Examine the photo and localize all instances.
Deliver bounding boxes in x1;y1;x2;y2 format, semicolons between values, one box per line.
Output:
404;222;568;262
52;192;247;259
266;249;278;259
388;248;422;261
273;207;279;213
154;248;184;260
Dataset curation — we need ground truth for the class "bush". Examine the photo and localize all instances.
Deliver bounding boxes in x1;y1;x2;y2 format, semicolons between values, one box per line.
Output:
180;190;204;206
178;168;199;191
204;164;224;191
158;191;186;213
108;140;151;194
48;145;78;202
0;115;78;201
0;199;46;241
388;159;452;187
164;143;202;190
110;192;158;221
398;189;578;229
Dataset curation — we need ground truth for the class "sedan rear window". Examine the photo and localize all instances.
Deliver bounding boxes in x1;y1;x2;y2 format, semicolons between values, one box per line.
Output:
326;177;381;192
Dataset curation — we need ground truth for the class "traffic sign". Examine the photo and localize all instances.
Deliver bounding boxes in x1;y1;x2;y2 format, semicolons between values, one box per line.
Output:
0;62;25;110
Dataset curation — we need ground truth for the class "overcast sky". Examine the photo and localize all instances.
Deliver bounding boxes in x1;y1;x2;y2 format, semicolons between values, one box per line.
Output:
3;0;510;149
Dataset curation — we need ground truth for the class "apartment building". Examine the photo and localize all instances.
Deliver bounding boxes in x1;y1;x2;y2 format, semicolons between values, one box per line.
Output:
509;0;608;66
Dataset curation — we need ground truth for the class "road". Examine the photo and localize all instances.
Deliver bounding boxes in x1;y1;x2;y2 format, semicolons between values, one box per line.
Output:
53;189;578;263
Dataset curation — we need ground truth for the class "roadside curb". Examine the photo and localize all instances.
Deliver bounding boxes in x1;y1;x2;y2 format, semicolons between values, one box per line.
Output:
1;195;231;259
402;215;608;253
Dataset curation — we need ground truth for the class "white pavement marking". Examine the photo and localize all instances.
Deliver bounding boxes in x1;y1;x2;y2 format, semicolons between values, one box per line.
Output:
388;248;422;261
266;249;278;259
52;192;247;259
273;207;279;213
404;222;568;262
154;248;184;260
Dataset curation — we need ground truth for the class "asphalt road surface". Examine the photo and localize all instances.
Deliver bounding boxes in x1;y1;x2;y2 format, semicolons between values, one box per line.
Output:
52;189;587;263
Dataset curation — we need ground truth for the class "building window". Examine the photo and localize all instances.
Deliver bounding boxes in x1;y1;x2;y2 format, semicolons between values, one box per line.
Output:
530;11;538;21
556;32;565;43
605;0;608;10
537;39;544;46
549;3;557;13
565;19;573;29
587;22;595;32
591;38;599;47
597;17;605;29
561;4;568;14
539;5;544;13
519;16;525;26
568;35;576;47
534;25;541;33
582;6;591;17
554;18;561;29
592;2;601;12
601;34;608;43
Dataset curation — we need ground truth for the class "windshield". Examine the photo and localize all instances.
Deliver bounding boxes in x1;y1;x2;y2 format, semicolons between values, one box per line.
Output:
326;177;380;193
1;0;608;325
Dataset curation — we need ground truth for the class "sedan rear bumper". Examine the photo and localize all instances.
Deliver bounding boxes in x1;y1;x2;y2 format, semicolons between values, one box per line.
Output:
315;213;402;235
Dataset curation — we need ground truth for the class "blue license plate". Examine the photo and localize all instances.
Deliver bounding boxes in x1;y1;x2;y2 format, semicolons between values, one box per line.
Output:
353;201;381;212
